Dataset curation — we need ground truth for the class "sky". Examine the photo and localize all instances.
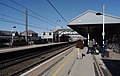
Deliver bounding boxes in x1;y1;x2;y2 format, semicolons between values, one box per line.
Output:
0;0;120;34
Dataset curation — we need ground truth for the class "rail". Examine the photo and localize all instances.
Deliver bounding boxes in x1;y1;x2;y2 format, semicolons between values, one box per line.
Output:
93;55;104;76
0;42;75;76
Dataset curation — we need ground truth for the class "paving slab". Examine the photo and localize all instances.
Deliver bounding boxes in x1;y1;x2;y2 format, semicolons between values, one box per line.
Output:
69;47;95;76
42;47;96;76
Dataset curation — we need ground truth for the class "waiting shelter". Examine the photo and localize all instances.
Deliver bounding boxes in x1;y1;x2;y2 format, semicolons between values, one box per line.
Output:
67;10;120;46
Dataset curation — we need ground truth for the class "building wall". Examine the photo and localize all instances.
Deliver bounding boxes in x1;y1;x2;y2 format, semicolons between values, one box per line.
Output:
20;33;38;37
41;32;53;39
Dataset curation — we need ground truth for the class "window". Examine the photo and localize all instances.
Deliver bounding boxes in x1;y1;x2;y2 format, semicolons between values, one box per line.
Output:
43;32;45;35
49;32;52;35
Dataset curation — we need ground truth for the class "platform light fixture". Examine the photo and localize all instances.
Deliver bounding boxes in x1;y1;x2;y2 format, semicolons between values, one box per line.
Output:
96;5;105;57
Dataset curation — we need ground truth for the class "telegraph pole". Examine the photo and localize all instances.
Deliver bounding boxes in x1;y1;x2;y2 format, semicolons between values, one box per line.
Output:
25;10;28;43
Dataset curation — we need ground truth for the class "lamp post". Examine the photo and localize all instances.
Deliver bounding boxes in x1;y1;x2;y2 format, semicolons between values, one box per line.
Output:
96;5;105;57
102;5;105;58
11;26;16;47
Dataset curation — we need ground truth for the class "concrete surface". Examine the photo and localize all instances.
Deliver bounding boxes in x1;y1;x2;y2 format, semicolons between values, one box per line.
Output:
42;47;96;76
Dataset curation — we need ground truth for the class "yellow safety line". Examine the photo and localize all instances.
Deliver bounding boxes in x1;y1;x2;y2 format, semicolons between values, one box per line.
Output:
52;50;77;76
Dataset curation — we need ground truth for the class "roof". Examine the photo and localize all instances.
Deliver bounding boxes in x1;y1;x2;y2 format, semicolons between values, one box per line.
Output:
68;10;120;25
0;30;12;36
21;30;37;34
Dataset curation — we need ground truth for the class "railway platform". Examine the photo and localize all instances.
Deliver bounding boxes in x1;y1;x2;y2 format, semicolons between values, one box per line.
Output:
21;46;107;76
42;47;96;76
0;42;67;53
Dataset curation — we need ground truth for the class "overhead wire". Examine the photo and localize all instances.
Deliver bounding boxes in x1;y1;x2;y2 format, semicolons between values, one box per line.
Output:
0;18;47;30
47;0;68;23
0;1;56;27
0;13;24;21
0;13;39;26
10;0;61;27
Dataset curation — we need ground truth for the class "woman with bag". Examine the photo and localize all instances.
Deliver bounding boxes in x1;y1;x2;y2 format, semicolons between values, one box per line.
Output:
76;39;84;59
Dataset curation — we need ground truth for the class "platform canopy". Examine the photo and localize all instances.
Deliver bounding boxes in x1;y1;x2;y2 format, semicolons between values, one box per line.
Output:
67;10;120;45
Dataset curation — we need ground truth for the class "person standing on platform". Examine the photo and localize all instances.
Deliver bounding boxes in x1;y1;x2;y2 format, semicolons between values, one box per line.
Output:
92;39;96;54
87;39;93;54
76;39;84;59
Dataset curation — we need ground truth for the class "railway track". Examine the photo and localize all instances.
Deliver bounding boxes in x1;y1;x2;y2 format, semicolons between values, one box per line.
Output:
93;55;104;76
0;43;75;76
93;55;113;76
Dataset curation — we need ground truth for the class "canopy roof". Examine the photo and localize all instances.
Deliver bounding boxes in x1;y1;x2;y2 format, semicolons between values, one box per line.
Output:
67;10;120;46
68;10;120;25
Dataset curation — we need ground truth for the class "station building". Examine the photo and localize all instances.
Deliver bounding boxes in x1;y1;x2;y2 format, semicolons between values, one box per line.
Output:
67;10;120;47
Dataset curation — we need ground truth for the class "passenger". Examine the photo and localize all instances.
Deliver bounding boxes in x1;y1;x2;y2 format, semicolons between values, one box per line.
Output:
87;39;93;54
92;39;96;54
105;40;108;49
76;39;84;59
9;39;13;48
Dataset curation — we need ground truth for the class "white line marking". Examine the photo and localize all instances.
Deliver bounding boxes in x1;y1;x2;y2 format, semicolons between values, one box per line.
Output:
20;47;74;76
